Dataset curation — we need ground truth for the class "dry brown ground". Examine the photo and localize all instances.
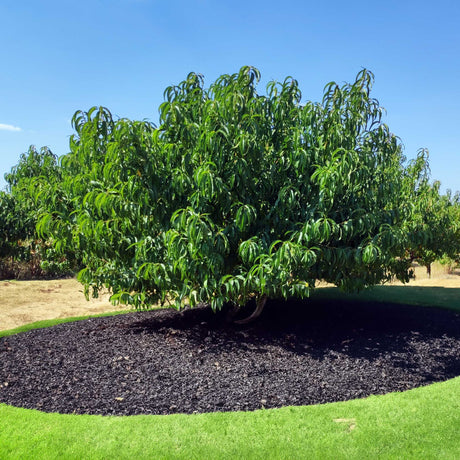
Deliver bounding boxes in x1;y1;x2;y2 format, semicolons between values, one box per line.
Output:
1;263;459;332
0;279;125;331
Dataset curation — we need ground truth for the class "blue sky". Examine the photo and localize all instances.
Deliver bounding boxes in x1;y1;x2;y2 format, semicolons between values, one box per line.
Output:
1;0;459;192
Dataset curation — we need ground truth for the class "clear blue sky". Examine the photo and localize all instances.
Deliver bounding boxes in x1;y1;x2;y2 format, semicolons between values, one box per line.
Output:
1;0;459;193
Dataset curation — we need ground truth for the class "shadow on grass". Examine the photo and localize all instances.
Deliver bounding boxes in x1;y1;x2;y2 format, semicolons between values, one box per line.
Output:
312;284;460;312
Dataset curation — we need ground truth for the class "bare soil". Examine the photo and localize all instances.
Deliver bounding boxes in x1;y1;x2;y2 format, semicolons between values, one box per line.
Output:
0;279;124;332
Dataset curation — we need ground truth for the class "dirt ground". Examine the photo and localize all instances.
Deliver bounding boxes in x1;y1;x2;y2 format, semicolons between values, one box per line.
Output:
1;263;459;332
0;278;125;332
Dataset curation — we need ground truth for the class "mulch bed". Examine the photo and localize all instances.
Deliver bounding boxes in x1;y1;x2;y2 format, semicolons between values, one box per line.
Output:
0;298;459;416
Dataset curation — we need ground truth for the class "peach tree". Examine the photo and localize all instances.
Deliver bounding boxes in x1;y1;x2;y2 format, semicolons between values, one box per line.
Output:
0;146;73;278
38;67;430;318
403;153;460;276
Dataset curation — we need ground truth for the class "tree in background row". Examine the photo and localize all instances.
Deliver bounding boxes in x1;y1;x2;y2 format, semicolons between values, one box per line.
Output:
34;67;459;318
0;146;77;278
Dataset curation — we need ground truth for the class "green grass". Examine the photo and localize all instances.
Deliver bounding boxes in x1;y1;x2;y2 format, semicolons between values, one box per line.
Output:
1;285;459;459
1;379;459;459
0;309;132;339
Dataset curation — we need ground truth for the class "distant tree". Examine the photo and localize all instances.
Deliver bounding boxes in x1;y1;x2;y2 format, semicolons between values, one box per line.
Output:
5;145;60;191
38;67;436;320
0;190;30;259
440;193;460;272
1;146;59;259
0;146;76;278
403;150;460;276
5;145;60;236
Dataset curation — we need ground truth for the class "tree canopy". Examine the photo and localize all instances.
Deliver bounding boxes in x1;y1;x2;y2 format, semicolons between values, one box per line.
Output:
35;66;458;311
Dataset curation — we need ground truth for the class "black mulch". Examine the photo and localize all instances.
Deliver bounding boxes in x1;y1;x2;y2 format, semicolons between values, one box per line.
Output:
0;298;459;416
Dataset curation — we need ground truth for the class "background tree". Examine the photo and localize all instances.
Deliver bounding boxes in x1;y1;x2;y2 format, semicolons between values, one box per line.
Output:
38;67;437;318
0;190;30;260
0;146;76;278
1;145;55;256
402;150;460;276
442;193;460;271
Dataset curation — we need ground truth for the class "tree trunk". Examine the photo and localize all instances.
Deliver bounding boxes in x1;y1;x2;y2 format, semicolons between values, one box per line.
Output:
426;263;431;278
234;295;268;325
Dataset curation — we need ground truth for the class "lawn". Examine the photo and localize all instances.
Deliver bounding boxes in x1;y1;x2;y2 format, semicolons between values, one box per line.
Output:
0;284;459;459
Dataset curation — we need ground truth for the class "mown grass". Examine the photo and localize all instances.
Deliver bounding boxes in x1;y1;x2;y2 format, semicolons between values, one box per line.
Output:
0;284;459;459
0;309;131;339
1;379;459;459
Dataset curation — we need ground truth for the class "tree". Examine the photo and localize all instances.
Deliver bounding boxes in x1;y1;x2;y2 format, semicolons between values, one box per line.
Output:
0;190;30;259
1;146;58;260
0;146;76;278
5;145;60;191
1;145;57;252
38;67;432;318
440;194;460;271
402;150;460;276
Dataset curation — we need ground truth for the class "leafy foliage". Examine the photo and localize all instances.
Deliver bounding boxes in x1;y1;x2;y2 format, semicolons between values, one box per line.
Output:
402;150;460;275
0;191;29;258
0;146;76;279
37;67;450;309
5;145;61;191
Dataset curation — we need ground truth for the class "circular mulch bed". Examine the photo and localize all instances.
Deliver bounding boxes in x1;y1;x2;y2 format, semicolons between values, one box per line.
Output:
0;298;459;416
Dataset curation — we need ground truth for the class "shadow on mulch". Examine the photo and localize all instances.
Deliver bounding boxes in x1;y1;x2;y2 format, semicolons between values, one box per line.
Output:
0;298;459;416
